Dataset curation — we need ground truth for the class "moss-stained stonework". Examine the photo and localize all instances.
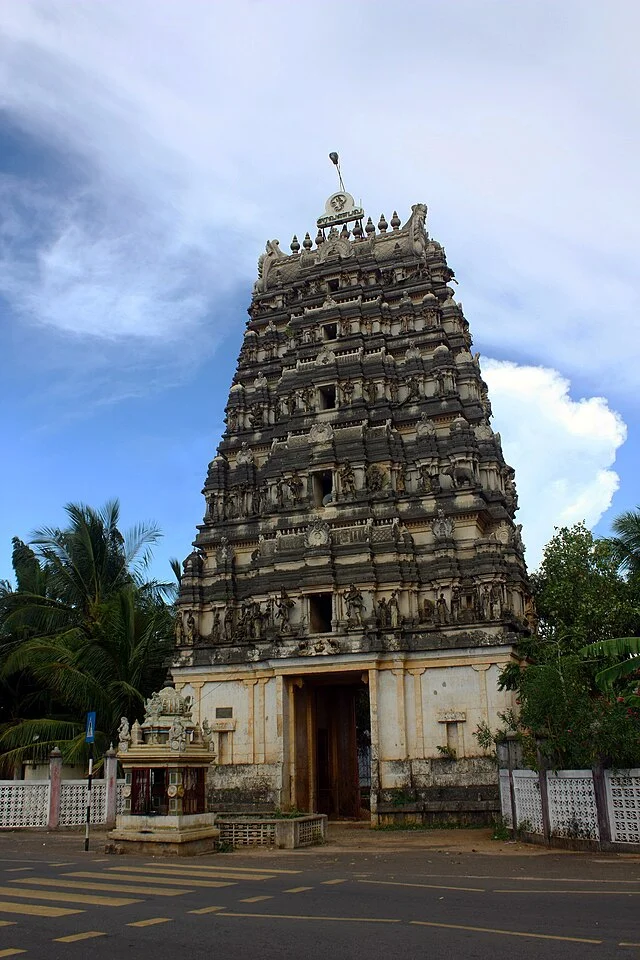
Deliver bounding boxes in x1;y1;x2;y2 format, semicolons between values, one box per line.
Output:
172;194;533;820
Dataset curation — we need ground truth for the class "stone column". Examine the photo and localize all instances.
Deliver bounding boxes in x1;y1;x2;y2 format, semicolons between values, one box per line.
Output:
408;668;425;757
392;667;407;760
104;746;118;827
368;668;381;817
48;747;62;829
243;679;258;764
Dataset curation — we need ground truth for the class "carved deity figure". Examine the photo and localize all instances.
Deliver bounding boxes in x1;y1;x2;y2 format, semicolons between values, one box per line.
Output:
275;475;285;507
299;386;313;412
490;582;503;619
169;717;186;752
144;693;161;720
450;586;461;623
362;379;376;404
436;592;449;625
248;403;263;428
422;598;435;623
394;462;407;493
118;717;131;750
202;717;215;752
365;464;384;492
340;379;354;405
388;379;399;405
405;376;420;402
376;597;389;628
175;614;184;645
185;611;197;645
211;608;222;641
287;470;304;503
417;464;431;494
432;508;454;540
223;606;234;641
388;591;400;629
274;588;295;632
339;460;356;496
344;584;364;626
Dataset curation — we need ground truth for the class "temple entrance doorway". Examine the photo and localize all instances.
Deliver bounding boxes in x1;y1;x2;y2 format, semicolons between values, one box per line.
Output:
290;672;370;820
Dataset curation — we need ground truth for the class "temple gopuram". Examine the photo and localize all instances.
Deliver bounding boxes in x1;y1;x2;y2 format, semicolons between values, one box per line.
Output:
172;173;534;823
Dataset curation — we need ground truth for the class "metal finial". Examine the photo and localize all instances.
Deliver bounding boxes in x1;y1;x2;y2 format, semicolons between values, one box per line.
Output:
329;151;346;192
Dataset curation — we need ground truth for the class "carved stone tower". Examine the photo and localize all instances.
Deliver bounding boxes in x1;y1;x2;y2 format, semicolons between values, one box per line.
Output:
173;185;533;822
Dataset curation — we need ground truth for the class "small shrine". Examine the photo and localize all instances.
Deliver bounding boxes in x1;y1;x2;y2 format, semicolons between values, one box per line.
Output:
106;685;219;856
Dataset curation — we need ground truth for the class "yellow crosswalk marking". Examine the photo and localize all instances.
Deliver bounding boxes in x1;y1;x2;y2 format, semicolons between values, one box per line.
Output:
54;932;106;943
0;885;139;908
0;950;26;957
113;865;272;882
68;871;232;889
240;896;273;903
4;869;32;874
0;922;16;927
322;879;347;885
0;901;81;918
127;917;171;927
145;862;299;875
284;887;312;893
189;906;225;914
13;877;187;897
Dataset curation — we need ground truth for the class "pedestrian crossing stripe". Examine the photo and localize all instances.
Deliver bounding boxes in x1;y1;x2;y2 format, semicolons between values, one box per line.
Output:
143;862;300;875
0;885;139;908
54;932;106;943
68;871;233;889
0;901;81;918
12;877;188;897
110;865;272;881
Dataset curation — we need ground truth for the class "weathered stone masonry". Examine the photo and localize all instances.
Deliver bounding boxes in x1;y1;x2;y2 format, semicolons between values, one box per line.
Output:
172;189;534;821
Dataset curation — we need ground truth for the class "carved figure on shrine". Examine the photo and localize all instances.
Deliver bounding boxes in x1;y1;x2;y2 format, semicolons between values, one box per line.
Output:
344;584;364;626
339;460;356;496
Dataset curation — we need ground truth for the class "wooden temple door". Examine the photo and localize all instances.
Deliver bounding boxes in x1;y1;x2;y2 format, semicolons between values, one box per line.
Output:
315;685;359;819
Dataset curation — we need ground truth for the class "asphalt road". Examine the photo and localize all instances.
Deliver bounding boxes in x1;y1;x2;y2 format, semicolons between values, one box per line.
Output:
0;841;639;959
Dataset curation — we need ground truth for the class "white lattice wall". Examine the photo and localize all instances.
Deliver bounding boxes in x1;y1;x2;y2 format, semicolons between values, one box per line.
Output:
0;782;49;827
60;781;107;825
499;770;512;827
605;769;640;844
547;771;599;840
297;817;325;846
116;780;126;815
217;818;276;847
513;770;544;833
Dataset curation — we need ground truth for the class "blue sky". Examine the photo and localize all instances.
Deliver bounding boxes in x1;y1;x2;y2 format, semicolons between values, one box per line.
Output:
1;0;638;580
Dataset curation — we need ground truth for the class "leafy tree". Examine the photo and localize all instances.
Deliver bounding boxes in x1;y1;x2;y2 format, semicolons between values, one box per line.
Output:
494;523;640;769
0;501;176;773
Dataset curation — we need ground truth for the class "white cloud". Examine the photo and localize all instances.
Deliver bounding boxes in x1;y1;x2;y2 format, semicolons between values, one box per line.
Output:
482;359;627;567
0;0;639;395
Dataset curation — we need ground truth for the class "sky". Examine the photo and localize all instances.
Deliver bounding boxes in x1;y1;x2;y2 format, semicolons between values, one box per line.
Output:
1;0;638;581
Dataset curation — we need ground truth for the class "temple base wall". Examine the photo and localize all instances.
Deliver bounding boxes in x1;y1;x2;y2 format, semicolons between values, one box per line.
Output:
174;648;515;824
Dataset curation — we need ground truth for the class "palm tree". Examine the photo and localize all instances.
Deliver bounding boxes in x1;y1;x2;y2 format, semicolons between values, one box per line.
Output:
607;507;640;582
0;501;175;773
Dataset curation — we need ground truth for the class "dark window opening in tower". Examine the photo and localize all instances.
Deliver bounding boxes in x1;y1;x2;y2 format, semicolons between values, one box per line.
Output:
327;279;339;293
319;385;336;410
311;470;333;507
323;323;338;341
309;593;333;633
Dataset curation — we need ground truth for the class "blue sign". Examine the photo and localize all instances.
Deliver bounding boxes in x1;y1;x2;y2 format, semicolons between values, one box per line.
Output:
85;711;96;743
